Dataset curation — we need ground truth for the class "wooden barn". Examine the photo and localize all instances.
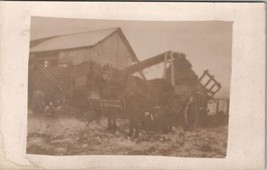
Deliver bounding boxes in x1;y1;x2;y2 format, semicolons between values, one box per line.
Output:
28;27;141;98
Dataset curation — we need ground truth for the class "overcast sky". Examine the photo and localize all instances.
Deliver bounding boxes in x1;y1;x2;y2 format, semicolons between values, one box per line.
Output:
30;17;232;98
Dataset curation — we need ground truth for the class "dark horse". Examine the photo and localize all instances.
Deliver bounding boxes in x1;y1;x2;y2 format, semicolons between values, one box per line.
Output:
86;64;176;138
123;76;175;138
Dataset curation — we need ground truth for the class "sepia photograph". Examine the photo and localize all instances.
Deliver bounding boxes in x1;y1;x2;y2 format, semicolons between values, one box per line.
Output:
26;17;232;157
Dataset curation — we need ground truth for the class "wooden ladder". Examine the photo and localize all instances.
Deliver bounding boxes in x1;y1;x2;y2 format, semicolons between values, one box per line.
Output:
34;62;71;97
199;69;221;97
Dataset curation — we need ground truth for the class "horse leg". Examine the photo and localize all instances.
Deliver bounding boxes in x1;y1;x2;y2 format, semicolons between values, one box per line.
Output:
133;123;139;139
160;115;166;134
128;118;134;137
113;118;117;131
167;122;173;133
96;110;101;123
107;117;112;131
165;114;173;133
111;117;118;133
133;113;141;139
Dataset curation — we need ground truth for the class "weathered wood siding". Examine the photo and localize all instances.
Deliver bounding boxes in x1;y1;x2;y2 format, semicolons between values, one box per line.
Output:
58;32;132;69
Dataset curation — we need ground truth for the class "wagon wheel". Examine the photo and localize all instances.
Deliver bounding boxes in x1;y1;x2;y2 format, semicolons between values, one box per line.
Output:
184;102;199;129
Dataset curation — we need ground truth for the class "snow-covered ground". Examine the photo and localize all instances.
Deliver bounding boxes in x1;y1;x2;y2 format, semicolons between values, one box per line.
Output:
27;112;228;157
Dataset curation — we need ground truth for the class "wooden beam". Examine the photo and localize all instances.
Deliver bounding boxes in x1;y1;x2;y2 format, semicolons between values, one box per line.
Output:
162;52;168;79
170;51;175;86
209;82;217;91
199;69;209;81
204;75;214;87
213;84;222;94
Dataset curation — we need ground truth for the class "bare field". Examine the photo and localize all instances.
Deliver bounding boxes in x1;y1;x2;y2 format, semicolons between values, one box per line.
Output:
27;112;228;158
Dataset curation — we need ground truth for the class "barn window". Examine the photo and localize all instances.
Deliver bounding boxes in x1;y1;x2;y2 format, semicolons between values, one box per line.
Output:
42;59;58;68
44;60;49;68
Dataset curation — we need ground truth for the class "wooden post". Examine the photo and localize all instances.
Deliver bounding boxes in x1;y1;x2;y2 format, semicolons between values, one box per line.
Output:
139;71;146;80
209;82;217;91
204;76;214;87
170;51;175;86
162;52;168;79
213;84;222;95
70;63;74;97
199;69;209;81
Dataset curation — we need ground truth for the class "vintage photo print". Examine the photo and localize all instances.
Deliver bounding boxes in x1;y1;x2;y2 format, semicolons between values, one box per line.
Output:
27;17;232;157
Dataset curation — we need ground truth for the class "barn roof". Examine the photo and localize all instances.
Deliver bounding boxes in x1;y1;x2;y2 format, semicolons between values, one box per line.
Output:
30;27;139;61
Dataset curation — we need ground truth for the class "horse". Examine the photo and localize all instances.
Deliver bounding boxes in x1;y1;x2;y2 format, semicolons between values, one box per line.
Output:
85;64;176;138
123;76;175;138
